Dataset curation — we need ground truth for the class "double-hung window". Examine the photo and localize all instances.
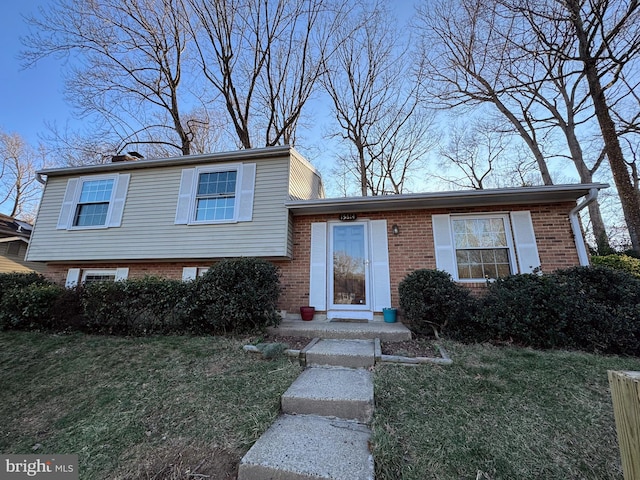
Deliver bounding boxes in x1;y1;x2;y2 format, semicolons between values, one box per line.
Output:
452;216;513;279
432;212;541;282
57;174;130;230
174;163;256;225
74;179;114;227
195;170;237;221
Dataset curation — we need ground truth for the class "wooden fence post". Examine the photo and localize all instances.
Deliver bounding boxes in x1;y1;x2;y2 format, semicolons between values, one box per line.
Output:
608;370;640;480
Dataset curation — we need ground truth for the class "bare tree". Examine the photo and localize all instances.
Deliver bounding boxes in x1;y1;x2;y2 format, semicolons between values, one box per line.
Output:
22;0;206;157
0;132;47;221
188;0;340;149
436;119;508;190
322;2;433;196
415;0;555;186
499;0;640;252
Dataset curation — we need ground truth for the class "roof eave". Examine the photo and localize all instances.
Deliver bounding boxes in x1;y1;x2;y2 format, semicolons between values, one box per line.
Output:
37;145;293;178
285;183;610;215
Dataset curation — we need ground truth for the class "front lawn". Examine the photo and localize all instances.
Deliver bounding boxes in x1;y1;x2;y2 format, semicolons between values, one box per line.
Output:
373;341;640;480
0;332;301;479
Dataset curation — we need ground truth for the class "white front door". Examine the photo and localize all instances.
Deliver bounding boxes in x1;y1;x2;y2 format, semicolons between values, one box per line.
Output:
328;222;371;318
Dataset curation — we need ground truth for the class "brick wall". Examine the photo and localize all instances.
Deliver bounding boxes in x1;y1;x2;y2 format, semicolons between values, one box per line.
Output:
43;201;583;314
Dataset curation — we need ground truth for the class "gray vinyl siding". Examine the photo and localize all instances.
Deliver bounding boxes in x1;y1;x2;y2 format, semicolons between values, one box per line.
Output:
289;151;324;200
27;158;291;261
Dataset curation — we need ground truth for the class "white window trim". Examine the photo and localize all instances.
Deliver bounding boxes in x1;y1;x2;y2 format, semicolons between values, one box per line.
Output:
189;164;242;225
58;174;130;230
81;268;129;284
447;213;518;283
175;163;256;225
66;268;129;288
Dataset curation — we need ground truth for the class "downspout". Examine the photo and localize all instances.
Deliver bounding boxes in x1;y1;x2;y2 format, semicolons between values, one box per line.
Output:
569;187;599;266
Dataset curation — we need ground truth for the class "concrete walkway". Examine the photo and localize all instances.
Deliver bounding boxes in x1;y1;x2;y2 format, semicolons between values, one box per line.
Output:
238;322;405;480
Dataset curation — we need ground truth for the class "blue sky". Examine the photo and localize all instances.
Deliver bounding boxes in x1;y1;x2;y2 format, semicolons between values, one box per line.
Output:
0;0;74;146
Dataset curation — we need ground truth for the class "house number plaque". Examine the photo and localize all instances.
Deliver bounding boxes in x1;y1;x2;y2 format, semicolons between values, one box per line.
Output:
339;213;358;221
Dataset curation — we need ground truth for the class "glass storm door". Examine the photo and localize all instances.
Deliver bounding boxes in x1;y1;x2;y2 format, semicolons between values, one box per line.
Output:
329;223;369;311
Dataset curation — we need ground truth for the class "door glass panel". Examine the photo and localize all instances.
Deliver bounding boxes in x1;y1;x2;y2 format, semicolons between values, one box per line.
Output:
333;225;366;305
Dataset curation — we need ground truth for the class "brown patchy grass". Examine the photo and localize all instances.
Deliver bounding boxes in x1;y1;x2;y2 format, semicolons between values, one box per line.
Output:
0;332;302;479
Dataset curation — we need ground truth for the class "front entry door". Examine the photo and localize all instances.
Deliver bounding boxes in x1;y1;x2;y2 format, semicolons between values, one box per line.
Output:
329;223;370;316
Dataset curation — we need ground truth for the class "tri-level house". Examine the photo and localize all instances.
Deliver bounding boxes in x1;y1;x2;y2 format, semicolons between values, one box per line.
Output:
27;146;607;321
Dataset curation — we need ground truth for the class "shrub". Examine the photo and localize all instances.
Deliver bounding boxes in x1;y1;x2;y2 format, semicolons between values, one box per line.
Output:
0;283;67;331
0;272;51;304
475;274;570;348
186;258;281;334
592;254;640;278
398;269;476;338
476;267;640;356
80;277;190;335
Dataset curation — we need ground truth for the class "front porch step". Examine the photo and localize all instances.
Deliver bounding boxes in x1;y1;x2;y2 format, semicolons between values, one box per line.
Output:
271;320;412;342
305;339;375;368
237;414;373;480
281;367;374;423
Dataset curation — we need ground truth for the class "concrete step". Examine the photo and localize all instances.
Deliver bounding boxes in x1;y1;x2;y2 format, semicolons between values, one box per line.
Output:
305;339;375;368
271;320;412;342
238;414;373;480
281;367;374;423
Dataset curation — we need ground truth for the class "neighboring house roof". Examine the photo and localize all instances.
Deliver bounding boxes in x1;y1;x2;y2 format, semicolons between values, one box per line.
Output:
285;183;610;215
0;213;33;240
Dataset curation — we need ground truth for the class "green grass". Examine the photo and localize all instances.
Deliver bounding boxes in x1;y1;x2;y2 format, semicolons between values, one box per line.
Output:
372;341;640;480
0;331;301;479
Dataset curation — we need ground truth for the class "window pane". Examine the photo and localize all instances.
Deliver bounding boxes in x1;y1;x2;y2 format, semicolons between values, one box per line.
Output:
79;179;114;203
75;203;109;226
197;171;237;196
453;218;507;248
456;247;512;280
84;274;116;284
196;197;235;221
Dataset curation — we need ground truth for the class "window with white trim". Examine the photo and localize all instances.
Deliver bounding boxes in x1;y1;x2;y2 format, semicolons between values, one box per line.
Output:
174;163;256;225
57;174;130;230
432;212;541;282
195;170;237;221
82;269;117;284
452;216;513;280
74;179;114;226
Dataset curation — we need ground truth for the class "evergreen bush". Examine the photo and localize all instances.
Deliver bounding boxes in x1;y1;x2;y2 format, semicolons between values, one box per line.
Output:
0;283;66;331
80;277;189;335
186;258;281;334
592;254;640;277
398;269;476;338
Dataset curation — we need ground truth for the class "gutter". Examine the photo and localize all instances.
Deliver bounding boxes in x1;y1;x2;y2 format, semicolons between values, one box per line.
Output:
569;187;599;266
36;173;46;184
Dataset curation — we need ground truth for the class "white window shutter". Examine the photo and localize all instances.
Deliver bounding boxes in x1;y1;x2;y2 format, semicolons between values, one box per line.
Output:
107;174;130;227
237;163;256;222
57;179;80;229
370;220;392;311
182;267;198;281
510;211;541;274
432;214;457;278
309;222;327;310
65;268;81;288
115;268;129;281
175;168;196;224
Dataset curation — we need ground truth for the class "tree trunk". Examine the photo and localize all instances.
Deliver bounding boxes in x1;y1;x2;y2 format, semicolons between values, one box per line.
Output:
567;0;640;252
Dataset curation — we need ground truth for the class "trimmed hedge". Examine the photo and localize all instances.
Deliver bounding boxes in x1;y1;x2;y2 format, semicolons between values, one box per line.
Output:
398;269;475;338
186;258;282;334
0;258;282;336
398;267;640;356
